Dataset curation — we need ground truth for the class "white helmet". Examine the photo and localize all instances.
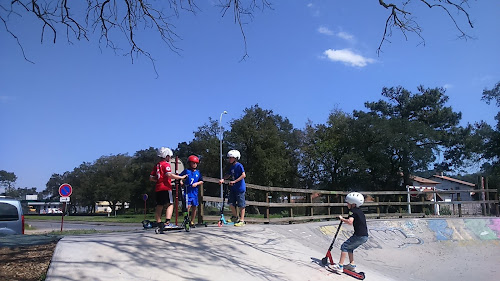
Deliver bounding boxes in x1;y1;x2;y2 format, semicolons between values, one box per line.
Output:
157;147;173;158
345;192;364;207
227;150;241;160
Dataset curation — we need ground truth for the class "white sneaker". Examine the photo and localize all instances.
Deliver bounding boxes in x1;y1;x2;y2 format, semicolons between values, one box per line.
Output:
333;264;343;271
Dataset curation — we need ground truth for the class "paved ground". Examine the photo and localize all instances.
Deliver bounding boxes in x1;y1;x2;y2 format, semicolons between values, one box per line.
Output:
5;217;500;281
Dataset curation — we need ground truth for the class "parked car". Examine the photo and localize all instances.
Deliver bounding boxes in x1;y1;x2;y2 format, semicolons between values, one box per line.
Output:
0;196;24;235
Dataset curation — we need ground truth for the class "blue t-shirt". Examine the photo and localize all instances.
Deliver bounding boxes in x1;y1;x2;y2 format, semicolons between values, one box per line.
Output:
228;162;246;193
179;169;203;196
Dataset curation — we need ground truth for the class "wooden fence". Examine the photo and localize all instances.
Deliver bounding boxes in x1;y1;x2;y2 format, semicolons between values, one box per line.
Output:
194;177;500;224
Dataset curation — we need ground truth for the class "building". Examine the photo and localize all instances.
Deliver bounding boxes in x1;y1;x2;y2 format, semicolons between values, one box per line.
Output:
429;174;476;201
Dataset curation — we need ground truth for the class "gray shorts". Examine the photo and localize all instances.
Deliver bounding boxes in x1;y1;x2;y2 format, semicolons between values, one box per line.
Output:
340;235;368;253
228;191;246;208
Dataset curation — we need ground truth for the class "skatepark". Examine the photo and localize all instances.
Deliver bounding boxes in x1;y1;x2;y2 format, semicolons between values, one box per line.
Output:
43;217;500;281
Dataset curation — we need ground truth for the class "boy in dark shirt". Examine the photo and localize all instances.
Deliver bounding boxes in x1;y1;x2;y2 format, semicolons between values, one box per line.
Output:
334;192;368;272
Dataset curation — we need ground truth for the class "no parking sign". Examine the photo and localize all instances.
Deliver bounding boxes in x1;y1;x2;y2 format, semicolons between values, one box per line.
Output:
59;183;73;197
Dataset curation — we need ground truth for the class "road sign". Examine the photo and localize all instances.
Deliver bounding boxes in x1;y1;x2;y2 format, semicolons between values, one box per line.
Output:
60;197;71;202
409;188;419;198
143;194;148;201
59;183;73;197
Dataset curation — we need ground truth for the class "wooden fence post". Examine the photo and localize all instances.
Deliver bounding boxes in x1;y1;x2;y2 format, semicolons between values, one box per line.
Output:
376;196;380;219
310;193;314;219
265;192;270;224
398;196;402;218
495;192;500;217
485;178;490;215
327;195;331;217
289;192;293;224
458;193;462;217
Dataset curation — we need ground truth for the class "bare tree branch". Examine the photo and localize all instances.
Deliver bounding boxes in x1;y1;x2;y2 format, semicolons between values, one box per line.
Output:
377;0;474;55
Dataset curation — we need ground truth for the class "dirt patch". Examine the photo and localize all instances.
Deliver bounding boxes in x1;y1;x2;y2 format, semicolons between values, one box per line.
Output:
0;242;57;281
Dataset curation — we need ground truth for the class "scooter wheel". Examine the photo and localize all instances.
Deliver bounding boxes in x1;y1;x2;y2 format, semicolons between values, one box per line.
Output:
185;225;191;232
321;257;328;265
155;228;160;234
358;272;365;280
218;221;222;227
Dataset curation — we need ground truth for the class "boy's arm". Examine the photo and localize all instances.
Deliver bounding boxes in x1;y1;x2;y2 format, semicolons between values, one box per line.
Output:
229;172;246;186
168;173;187;180
338;215;354;225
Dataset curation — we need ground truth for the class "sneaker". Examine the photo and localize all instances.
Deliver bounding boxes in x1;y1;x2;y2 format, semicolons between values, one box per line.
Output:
189;222;196;228
234;221;245;227
158;222;165;234
228;216;238;223
344;264;356;271
333;264;343;272
164;223;178;228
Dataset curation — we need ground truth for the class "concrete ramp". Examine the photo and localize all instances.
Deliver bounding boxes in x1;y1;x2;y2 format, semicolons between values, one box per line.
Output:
314;218;500;281
45;218;499;281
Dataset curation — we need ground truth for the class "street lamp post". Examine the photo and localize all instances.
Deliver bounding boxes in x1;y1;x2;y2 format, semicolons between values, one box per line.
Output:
219;111;228;201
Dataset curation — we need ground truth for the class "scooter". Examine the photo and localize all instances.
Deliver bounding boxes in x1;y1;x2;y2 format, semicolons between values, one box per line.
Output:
218;184;235;227
321;221;366;280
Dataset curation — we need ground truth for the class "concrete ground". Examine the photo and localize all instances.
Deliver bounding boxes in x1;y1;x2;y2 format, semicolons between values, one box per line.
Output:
15;217;500;281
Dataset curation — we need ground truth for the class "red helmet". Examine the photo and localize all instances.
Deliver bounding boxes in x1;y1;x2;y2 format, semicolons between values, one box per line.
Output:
187;155;199;163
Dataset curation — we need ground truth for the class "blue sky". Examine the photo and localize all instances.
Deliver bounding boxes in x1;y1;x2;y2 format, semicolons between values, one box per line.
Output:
1;1;499;192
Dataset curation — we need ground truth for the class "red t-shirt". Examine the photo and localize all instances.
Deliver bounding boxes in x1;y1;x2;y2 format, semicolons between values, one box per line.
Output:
150;160;172;192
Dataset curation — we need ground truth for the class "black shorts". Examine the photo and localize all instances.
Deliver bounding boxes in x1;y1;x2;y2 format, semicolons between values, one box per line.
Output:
156;190;173;206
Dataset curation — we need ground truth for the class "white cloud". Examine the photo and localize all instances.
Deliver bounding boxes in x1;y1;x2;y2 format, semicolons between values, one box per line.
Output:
337;31;354;41
307;3;313;8
323;49;375;67
318;26;334;36
443;84;453;89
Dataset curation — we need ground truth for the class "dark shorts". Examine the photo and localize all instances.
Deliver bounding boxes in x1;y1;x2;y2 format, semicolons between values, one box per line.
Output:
228;191;246;208
340;235;369;253
156;190;173;206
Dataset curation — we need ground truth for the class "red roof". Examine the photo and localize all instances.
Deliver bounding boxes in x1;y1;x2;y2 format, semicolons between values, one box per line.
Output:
431;175;476;187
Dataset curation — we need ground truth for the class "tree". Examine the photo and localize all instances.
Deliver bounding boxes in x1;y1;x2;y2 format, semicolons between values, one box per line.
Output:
92;154;134;214
0;170;17;195
226;105;301;188
2;1;474;69
299;110;370;191
129;147;157;211
357;86;462;189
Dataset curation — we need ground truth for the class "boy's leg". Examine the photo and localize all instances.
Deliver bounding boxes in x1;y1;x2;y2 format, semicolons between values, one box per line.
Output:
190;205;197;224
239;207;246;221
165;203;173;222
348;252;355;265
155;205;163;223
235;192;246;226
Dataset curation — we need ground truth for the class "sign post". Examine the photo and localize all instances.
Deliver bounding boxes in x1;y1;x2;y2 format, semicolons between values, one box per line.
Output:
59;183;73;232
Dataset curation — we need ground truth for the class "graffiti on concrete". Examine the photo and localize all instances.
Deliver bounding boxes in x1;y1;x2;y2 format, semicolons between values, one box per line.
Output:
428;220;454;241
364;227;424;249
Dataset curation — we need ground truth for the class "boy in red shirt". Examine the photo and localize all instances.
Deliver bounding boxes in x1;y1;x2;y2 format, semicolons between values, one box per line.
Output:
150;147;187;233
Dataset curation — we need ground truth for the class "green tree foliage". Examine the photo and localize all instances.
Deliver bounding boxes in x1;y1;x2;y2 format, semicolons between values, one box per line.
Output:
129;147;158;210
355;86;462;190
226;105;300;188
479;81;500;191
0;170;17;195
300;110;370;191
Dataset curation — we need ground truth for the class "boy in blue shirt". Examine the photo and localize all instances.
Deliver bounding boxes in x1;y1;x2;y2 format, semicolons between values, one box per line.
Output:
219;150;246;227
180;155;204;227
